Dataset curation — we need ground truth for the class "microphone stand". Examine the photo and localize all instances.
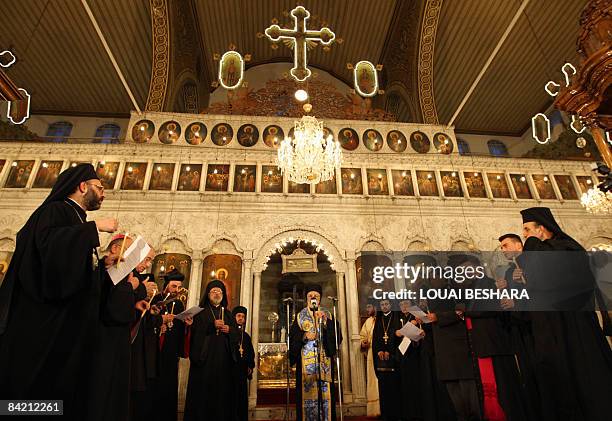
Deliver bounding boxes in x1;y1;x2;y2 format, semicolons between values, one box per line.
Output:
313;303;323;421
283;298;293;421
329;297;344;421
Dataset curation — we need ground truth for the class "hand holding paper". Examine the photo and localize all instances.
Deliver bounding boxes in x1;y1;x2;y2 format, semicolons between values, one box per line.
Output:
175;306;205;321
407;305;433;323
398;319;425;341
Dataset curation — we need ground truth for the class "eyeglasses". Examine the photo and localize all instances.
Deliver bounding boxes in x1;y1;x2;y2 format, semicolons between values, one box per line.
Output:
87;182;105;192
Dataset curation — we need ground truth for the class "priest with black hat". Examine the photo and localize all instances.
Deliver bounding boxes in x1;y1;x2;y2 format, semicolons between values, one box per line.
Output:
289;283;342;421
152;268;187;421
232;305;255;421
184;279;238;421
518;206;612;421
0;163;117;419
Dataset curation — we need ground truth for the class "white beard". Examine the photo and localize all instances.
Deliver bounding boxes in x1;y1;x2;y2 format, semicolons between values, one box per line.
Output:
210;296;222;306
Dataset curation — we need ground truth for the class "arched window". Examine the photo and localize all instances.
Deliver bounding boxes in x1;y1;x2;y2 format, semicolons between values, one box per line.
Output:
46;121;73;142
457;138;471;155
94;123;121;143
487;139;508;157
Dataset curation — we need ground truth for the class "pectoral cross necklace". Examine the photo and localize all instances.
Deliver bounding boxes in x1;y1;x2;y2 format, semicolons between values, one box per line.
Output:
239;327;244;357
210;304;224;335
382;313;392;345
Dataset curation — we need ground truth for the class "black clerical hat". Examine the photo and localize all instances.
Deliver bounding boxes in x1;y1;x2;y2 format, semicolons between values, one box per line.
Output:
305;283;323;295
232;306;247;317
163;268;185;288
42;163;99;206
520;207;563;235
200;279;228;307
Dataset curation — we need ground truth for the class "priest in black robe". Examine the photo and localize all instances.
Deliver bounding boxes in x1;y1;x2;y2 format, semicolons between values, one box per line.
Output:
233;305;255;421
0;164;117;419
372;298;402;421
517;207;612;421
130;268;163;421
184;279;238;421
152;268;187;421
457;255;528;421
289;283;342;421
87;234;150;421
498;233;540;420
398;300;424;421
429;278;481;421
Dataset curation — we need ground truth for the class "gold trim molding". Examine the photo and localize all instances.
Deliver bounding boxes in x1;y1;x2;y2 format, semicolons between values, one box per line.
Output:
418;0;443;124
145;0;170;111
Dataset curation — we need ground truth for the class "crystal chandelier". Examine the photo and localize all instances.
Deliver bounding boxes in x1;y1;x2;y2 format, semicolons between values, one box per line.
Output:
277;115;342;184
580;187;612;214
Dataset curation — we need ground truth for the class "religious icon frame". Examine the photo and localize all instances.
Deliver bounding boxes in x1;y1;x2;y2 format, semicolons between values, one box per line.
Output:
462;171;488;199
575;175;596;195
509;173;533;200
415;170;440;197
32;160;64;189
4;160;35;188
149;162;176;191
390;169;415;196
96;161;120;190
439;170;464;198
552;174;579;200
120;162;148;191
485;171;512;199
177;163;203;192
531;174;557;200
233;164;257;193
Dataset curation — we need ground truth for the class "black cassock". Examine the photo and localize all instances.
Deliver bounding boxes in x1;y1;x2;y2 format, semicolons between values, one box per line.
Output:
184;304;238;421
152;294;185;421
234;325;255;421
518;235;612;421
130;274;163;421
87;268;144;421
465;276;528;421
372;311;402;421
417;321;456;421
0;199;100;419
398;312;423;421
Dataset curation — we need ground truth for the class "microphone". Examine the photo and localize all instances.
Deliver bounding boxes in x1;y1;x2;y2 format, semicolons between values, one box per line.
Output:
310;298;318;310
282;297;293;303
327;296;339;302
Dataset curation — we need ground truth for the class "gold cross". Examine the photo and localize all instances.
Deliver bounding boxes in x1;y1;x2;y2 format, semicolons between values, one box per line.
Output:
265;6;335;82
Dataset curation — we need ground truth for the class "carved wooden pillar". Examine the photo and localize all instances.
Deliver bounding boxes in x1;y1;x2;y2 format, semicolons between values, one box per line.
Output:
554;0;612;167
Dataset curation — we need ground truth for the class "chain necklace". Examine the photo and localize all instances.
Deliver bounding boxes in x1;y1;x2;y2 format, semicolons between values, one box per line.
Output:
209;304;224;335
382;312;393;345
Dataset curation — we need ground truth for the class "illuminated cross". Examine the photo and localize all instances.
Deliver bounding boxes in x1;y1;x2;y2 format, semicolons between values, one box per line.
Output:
265;6;335;82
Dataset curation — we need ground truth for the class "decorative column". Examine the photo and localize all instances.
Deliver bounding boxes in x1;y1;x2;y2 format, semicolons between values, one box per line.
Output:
335;271;353;402
188;251;203;308
240;251;254;330
344;253;366;402
249;271;263;408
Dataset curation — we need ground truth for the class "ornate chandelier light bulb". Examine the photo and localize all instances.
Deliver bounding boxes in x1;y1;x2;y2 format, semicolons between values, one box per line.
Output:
276;115;342;184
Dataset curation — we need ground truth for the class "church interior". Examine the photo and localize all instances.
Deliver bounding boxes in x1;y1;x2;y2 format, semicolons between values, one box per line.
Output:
0;0;611;420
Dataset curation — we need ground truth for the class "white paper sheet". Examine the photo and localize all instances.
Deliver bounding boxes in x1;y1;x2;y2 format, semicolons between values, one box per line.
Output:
407;305;432;323
398;336;411;355
174;306;204;321
398;320;425;341
107;235;151;285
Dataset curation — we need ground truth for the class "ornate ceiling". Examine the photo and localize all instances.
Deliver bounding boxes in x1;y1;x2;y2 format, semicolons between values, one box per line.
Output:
0;0;590;135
